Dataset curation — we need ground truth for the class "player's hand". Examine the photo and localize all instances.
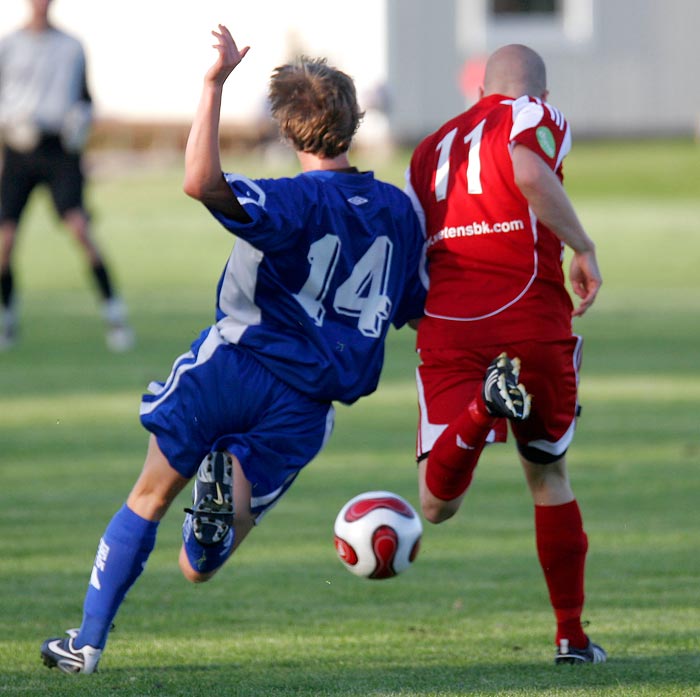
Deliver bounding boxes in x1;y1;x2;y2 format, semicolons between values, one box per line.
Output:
205;24;250;86
569;249;602;317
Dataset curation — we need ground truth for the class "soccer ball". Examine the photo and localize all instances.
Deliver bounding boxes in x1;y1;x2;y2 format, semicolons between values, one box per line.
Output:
333;491;422;579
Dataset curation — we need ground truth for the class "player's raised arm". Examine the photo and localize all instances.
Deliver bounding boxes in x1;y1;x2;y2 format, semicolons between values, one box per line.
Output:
183;25;250;219
512;143;602;316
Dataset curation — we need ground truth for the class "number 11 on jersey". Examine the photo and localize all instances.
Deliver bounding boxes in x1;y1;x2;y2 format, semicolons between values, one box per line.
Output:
434;118;486;201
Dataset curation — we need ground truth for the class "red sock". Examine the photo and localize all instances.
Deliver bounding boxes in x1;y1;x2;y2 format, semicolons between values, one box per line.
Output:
535;500;589;648
425;395;495;500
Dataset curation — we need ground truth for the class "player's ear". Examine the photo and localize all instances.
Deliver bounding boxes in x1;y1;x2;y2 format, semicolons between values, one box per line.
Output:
541;88;549;101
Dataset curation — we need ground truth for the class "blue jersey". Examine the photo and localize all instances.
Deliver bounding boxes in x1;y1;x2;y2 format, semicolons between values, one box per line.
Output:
209;169;426;404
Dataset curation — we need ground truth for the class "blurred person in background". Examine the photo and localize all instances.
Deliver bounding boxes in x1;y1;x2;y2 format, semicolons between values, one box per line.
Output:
0;0;133;351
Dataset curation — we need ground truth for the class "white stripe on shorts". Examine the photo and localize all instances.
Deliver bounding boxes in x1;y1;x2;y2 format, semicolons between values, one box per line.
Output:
415;366;497;458
525;334;583;457
139;326;223;417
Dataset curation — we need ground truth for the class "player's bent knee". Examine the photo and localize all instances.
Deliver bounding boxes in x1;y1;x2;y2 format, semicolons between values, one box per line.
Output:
418;456;463;523
178;545;228;583
420;493;461;524
422;505;455;525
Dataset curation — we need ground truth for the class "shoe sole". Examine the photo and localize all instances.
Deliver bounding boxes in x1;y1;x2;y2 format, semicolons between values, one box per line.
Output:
483;353;530;420
187;452;234;546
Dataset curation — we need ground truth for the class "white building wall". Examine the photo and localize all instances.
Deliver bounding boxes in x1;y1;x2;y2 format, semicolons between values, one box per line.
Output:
387;0;700;142
386;0;465;140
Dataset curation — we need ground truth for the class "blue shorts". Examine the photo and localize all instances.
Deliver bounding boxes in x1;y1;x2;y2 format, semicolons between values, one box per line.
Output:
140;326;335;519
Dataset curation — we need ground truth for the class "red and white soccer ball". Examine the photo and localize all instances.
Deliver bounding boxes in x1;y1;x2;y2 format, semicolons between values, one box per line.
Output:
333;491;422;579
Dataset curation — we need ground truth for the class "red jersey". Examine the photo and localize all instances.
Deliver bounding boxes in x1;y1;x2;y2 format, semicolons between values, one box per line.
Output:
407;94;575;349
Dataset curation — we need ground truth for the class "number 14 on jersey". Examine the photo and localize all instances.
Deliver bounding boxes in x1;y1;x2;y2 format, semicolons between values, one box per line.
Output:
294;234;394;338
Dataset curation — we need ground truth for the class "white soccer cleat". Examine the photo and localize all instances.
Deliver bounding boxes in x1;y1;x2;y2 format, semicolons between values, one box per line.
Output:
103;298;135;352
41;628;102;674
106;324;135;352
555;637;608;664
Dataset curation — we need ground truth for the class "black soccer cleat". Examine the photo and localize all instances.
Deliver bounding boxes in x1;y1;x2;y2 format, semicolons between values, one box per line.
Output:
184;451;234;546
555;638;607;664
41;629;102;674
482;352;531;420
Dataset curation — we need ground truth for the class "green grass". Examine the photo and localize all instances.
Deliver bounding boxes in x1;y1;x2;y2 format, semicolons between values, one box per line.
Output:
1;139;699;695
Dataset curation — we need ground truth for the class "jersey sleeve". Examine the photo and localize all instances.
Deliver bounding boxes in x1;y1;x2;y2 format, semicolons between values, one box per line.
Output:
392;209;427;328
509;96;571;172
406;138;436;225
209;173;308;254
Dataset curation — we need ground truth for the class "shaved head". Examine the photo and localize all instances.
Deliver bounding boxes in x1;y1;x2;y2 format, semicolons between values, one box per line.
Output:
482;44;547;99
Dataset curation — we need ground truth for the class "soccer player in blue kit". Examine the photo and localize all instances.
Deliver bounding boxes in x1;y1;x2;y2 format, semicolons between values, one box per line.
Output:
41;25;426;674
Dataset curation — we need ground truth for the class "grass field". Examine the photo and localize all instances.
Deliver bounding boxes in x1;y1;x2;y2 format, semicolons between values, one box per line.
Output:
1;139;699;696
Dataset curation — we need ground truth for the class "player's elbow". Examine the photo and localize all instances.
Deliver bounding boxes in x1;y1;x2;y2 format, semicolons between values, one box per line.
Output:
513;167;537;195
182;175;206;201
183;171;233;209
407;317;422;331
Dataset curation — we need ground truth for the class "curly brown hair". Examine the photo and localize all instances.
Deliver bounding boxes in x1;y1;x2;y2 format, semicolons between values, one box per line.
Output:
268;57;364;158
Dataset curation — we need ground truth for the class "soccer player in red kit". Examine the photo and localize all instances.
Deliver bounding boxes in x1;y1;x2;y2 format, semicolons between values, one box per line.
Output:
406;44;606;664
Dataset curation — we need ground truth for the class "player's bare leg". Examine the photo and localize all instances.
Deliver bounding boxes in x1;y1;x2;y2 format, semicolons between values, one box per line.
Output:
520;454;573;506
126;435;191;520
418;457;465;523
63;207;134;351
0;218;18;264
63;208;103;265
0;221;18;348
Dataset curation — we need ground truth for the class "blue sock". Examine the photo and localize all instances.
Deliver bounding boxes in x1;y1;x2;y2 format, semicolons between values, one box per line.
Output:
75;504;158;649
182;513;234;574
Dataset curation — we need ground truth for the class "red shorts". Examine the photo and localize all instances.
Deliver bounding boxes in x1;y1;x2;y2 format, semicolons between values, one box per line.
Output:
416;336;583;459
